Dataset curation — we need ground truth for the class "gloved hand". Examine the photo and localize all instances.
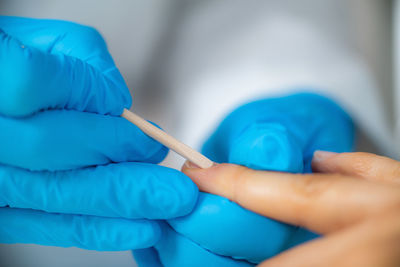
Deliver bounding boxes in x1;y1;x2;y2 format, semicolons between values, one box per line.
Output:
0;16;198;251
133;92;354;266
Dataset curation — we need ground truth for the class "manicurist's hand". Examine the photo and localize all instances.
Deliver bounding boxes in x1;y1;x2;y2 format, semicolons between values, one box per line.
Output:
182;151;400;267
0;16;198;251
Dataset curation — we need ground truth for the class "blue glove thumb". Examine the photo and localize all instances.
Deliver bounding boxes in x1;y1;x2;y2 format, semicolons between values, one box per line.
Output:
227;122;303;173
0;18;131;117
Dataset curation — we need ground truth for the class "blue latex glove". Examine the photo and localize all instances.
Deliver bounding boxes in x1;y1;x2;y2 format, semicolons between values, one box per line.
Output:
133;92;354;266
0;16;198;251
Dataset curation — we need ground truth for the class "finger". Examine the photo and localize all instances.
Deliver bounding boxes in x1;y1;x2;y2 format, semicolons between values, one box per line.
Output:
155;222;254;267
0;207;161;251
0;110;168;171
132;248;163;267
312;151;400;185
168;192;318;264
182;163;400;234
0;17;130;117
0;162;198;220
259;211;400;267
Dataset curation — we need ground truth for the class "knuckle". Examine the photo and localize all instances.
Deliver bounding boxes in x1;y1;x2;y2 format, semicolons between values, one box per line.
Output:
289;175;337;226
293;175;333;201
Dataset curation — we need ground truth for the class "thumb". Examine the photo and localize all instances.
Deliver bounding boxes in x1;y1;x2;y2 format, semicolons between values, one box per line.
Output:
0;29;130;117
228;122;304;173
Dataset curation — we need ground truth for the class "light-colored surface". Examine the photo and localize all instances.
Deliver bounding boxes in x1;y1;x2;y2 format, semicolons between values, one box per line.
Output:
0;244;136;267
0;0;396;266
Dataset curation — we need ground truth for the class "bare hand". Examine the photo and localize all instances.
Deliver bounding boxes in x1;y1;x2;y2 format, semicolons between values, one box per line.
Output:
182;151;400;267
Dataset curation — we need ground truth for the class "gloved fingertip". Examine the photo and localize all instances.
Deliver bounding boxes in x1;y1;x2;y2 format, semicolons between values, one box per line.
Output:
228;123;303;173
121;90;133;111
114;219;162;250
132;247;163;267
131;165;199;219
156;170;199;218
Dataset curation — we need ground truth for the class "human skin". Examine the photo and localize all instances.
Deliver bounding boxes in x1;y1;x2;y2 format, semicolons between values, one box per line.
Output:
182;151;400;267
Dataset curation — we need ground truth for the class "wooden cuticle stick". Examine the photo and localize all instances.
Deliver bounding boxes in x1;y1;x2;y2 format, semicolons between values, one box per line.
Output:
121;108;214;169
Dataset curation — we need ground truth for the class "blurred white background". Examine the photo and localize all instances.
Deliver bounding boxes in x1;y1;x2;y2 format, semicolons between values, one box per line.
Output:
0;0;396;266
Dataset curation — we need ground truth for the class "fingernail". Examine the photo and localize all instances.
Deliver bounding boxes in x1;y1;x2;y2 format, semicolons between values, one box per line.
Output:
184;160;201;169
313;150;338;162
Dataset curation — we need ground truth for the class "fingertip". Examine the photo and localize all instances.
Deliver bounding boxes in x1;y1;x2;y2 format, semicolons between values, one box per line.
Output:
311;151;365;173
311;150;339;172
121;219;163;250
312;151;400;183
122;91;133;111
170;171;200;217
143;220;163;248
143;166;199;219
132;247;163;267
181;161;220;182
109;219;162;250
108;219;162;250
312;150;338;162
182;162;247;200
181;162;216;193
